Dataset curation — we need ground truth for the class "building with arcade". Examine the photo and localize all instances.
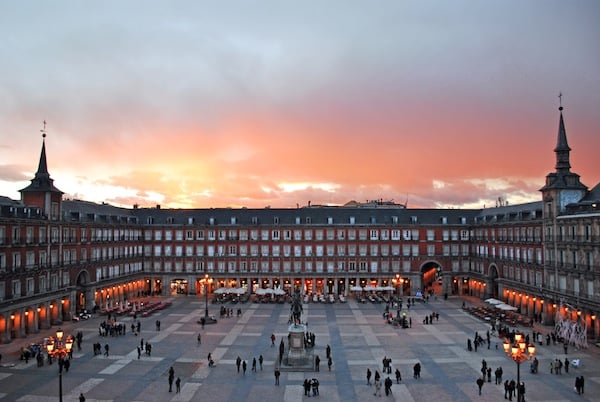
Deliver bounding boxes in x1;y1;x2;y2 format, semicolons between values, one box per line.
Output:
1;106;598;344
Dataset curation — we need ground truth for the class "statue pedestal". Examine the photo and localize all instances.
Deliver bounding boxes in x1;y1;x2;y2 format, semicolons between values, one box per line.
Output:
278;323;315;371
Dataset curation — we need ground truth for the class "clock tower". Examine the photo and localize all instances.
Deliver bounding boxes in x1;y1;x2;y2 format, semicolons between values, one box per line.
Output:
540;103;587;218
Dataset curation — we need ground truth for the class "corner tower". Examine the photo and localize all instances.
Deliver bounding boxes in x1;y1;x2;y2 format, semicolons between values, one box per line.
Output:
19;124;64;220
540;102;587;218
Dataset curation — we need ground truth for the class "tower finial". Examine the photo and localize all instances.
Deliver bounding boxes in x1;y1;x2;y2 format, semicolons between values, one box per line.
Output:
558;92;563;111
41;120;47;139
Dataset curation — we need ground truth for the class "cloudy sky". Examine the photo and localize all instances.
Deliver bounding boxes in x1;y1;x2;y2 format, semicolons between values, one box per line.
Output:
1;1;599;210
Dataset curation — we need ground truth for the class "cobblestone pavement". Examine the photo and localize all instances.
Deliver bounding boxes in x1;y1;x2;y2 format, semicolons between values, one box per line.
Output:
1;294;599;402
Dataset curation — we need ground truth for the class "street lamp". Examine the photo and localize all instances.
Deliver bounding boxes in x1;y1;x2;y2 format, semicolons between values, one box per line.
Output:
503;333;535;402
200;274;217;325
46;328;74;402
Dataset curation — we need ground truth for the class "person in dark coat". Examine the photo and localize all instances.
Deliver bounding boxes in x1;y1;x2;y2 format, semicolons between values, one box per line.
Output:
274;368;280;385
476;377;484;395
395;368;402;384
384;376;393;396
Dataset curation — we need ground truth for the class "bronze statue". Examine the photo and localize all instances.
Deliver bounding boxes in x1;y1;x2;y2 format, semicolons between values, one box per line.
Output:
290;288;303;324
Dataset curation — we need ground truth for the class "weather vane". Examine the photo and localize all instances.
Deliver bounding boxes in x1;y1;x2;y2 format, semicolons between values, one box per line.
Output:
558;92;563;110
41;120;47;138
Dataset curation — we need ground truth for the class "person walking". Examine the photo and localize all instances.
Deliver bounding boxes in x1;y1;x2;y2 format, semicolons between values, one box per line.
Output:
271;333;276;346
79;393;86;402
242;360;247;375
175;377;181;393
252;357;257;372
374;378;382;396
259;355;263;370
476;377;484;395
328;356;332;371
197;333;201;345
384;376;393;396
236;356;241;373
168;367;175;392
395;368;402;384
315;355;320;372
137;346;141;359
274;368;280;385
104;344;109;357
367;368;372;385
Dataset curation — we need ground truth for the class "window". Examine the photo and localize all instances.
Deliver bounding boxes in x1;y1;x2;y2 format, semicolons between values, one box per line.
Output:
12;279;21;298
411;245;419;256
305;245;313;256
427;245;435;256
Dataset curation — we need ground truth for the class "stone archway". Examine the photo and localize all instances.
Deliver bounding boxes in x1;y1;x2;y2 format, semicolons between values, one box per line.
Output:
420;260;444;296
487;264;500;299
75;270;91;313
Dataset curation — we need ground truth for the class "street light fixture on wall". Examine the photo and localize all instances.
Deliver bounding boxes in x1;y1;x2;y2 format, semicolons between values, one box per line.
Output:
46;328;74;402
503;333;535;402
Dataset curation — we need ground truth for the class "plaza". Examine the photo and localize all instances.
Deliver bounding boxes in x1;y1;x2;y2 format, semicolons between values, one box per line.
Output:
0;294;598;402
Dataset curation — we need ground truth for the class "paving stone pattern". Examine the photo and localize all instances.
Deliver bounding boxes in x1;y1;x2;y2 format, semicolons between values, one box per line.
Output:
0;295;599;401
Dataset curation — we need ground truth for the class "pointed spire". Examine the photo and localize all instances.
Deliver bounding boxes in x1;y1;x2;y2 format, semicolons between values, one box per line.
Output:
541;95;587;196
20;121;63;195
554;101;571;173
36;123;51;180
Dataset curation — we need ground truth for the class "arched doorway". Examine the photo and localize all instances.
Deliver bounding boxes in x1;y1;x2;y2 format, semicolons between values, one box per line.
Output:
488;264;500;299
420;261;443;296
75;270;91;313
170;279;189;295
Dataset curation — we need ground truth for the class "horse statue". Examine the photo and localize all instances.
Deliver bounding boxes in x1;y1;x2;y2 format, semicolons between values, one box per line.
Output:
290;289;303;325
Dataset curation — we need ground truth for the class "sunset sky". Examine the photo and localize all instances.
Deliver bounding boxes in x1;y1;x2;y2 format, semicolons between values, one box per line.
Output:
1;1;599;210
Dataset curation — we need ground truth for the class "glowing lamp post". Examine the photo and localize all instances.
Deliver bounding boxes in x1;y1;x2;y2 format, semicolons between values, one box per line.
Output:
46;328;74;402
503;333;535;402
200;274;217;325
